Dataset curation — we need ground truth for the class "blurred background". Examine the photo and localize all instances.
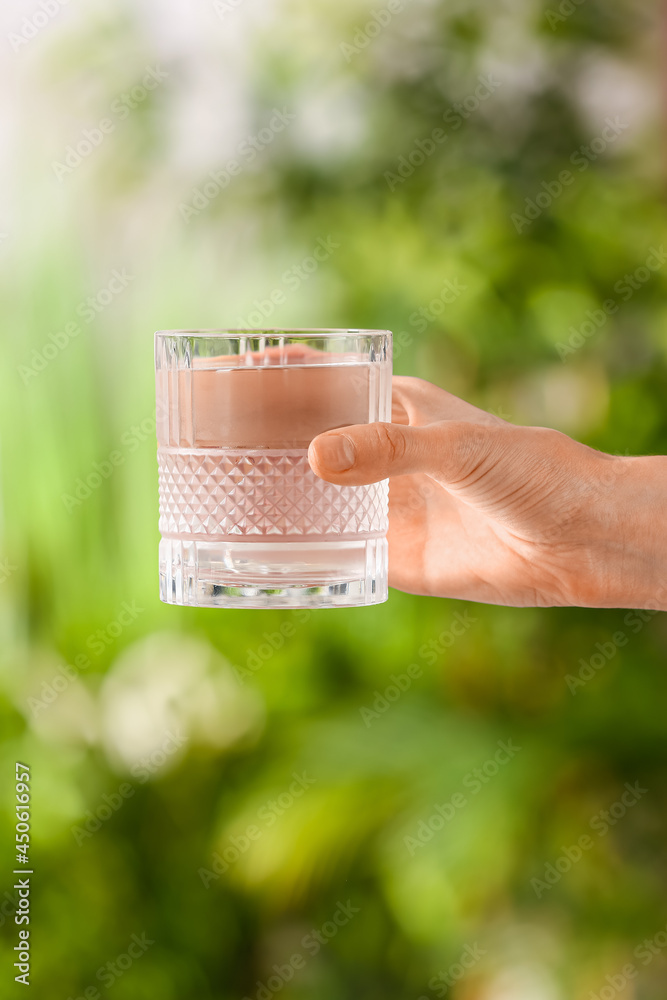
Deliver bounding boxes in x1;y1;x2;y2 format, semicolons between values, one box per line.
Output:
1;0;667;997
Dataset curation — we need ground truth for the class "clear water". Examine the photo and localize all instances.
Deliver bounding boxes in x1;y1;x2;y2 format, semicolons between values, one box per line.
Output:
156;359;390;608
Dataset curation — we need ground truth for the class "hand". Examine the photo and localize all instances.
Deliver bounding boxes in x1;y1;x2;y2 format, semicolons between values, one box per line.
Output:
308;376;667;609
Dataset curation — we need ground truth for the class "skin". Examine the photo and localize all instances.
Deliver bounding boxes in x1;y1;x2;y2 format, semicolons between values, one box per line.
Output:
308;376;667;610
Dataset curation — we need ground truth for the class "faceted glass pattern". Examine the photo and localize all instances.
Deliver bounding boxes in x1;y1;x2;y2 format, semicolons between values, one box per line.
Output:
158;449;388;538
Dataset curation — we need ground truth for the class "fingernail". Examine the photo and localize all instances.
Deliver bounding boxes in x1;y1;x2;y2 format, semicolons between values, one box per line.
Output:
315;434;356;472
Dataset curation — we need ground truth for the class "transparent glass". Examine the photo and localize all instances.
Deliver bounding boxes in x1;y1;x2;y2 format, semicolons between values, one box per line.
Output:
155;329;392;609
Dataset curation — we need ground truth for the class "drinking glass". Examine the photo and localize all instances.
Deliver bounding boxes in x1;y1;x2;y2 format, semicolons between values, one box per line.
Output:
155;329;392;609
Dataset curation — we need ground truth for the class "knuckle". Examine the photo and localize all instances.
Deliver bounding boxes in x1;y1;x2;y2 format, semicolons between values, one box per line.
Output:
392;376;436;410
447;418;486;456
379;422;407;462
437;420;499;482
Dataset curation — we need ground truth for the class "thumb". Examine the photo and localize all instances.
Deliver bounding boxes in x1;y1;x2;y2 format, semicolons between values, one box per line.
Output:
308;420;490;486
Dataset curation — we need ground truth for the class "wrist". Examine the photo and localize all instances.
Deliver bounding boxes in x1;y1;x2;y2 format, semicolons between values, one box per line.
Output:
595;453;667;610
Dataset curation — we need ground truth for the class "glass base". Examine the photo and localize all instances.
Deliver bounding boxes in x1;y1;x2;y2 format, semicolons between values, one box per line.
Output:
159;537;388;609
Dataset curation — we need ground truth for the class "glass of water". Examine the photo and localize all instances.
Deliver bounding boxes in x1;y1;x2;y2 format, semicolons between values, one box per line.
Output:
155;329;392;609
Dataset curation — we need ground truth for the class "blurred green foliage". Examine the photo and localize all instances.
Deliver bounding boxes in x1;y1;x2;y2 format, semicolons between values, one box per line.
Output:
1;0;667;997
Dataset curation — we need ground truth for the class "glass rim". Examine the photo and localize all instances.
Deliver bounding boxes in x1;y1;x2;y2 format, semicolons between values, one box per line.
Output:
155;328;392;338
